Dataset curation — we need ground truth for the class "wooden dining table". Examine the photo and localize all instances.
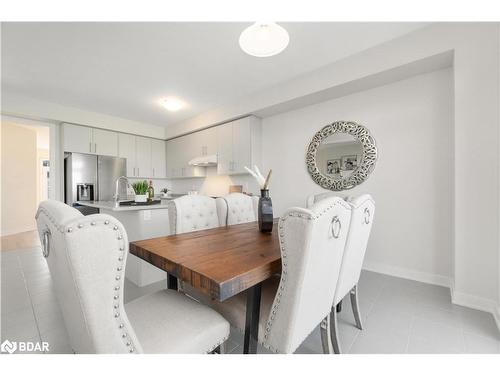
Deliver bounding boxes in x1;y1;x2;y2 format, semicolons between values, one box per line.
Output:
129;220;281;354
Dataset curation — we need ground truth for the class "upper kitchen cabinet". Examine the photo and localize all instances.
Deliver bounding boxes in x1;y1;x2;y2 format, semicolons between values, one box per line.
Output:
166;134;206;179
63;123;118;157
63;123;93;154
217;116;261;175
191;126;217;156
118;133;137;177
93;128;118;157
151;139;166;178
119;135;166;179
135;137;153;178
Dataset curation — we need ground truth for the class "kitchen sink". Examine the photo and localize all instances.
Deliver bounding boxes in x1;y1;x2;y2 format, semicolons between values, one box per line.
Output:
119;200;161;206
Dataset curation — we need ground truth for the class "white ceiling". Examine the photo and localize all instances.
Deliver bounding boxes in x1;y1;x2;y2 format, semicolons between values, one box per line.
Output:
2;22;427;128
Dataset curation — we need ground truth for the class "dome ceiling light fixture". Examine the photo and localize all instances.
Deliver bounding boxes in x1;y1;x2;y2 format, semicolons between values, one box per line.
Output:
239;22;290;57
158;96;187;112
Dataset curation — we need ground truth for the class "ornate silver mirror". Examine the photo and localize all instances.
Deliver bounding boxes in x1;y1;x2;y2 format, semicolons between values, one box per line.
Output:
306;121;378;191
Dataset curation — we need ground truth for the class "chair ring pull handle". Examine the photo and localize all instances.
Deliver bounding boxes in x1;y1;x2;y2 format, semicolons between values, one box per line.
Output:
364;207;370;224
42;229;51;258
331;216;341;239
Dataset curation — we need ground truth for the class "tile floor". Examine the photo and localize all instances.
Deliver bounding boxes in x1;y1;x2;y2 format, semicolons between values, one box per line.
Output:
1;245;500;354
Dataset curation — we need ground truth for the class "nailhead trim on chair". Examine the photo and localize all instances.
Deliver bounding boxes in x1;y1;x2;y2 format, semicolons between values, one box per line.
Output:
37;206;138;354
205;335;229;354
261;200;350;354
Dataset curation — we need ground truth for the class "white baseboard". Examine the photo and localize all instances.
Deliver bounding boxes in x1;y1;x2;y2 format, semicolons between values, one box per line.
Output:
362;260;452;288
450;283;500;331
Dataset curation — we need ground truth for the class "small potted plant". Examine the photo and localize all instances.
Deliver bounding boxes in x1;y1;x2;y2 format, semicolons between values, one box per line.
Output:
160;188;170;198
131;180;149;203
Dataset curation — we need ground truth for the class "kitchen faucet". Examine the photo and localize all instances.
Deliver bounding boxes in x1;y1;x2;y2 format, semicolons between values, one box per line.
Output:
114;176;129;206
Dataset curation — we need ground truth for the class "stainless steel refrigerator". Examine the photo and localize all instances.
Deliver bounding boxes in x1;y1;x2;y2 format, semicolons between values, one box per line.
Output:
64;153;127;214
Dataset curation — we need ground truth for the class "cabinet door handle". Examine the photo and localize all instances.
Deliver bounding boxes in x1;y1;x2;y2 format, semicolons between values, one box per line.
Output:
89;142;92;153
94;143;97;153
133;167;136;176
137;168;139;176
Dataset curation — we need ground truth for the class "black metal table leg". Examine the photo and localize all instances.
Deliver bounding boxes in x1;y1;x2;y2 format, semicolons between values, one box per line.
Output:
167;273;178;290
243;282;262;354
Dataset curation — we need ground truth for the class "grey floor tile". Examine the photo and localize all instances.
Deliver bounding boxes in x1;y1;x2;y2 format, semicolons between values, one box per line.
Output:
40;326;73;354
363;306;413;336
463;332;500;354
350;329;408;354
459;307;500;340
409;317;465;353
413;305;462;328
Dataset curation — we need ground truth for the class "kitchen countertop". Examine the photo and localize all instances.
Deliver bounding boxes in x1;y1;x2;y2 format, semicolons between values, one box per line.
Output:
77;200;170;211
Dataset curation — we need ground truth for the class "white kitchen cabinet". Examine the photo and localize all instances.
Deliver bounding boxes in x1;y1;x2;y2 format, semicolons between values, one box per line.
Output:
63;123;93;154
135;137;152;178
166;137;180;178
93;128;118;157
118;133;137;177
216;122;233;175
151;139;166;178
165;134;206;179
192;126;217;156
63;123;118;157
217;116;261;175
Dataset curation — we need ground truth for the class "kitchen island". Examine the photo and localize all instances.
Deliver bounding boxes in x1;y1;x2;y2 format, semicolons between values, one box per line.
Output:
77;199;171;287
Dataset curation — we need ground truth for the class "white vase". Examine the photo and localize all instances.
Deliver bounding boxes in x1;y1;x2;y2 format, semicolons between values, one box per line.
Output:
162;193;169;198
134;194;148;203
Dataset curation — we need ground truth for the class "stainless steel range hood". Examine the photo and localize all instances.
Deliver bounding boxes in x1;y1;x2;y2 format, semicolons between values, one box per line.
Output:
188;154;218;167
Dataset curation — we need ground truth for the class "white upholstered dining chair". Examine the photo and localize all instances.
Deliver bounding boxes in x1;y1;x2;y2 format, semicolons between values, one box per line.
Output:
329;194;375;353
167;195;221;234
306;191;348;208
167;195;222;299
215;193;259;226
210;196;352;353
35;200;229;354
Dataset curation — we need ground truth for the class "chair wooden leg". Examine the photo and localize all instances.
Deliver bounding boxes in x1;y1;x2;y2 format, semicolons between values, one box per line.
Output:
350;284;363;330
320;314;334;354
329;307;341;354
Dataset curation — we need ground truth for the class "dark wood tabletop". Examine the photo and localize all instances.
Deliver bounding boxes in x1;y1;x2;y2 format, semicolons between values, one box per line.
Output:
129;221;282;301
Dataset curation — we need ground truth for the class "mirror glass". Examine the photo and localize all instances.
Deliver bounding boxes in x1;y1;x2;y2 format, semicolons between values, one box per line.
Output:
306;121;378;191
316;133;363;179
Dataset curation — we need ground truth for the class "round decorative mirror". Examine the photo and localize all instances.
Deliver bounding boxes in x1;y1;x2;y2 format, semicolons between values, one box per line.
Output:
306;121;378;191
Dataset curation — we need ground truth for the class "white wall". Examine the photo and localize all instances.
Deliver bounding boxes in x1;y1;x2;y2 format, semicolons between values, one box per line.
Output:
262;68;454;282
1;122;38;235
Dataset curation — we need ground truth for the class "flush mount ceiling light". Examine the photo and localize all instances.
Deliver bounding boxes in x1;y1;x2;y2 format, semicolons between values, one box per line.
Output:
239;22;289;57
158;97;187;112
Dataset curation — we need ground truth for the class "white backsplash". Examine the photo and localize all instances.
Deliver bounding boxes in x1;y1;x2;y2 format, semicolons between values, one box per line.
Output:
167;167;259;197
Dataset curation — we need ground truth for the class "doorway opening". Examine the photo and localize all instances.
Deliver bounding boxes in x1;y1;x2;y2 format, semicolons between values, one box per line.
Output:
1;119;51;249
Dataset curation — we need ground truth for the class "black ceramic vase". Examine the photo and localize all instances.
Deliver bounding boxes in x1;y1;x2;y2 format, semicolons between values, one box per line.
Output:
258;189;273;233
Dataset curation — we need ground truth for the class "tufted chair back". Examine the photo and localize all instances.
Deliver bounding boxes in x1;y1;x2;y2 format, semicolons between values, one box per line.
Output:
262;197;352;353
306;192;348;208
215;193;259;226
333;194;375;305
167;195;220;234
35;200;143;354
